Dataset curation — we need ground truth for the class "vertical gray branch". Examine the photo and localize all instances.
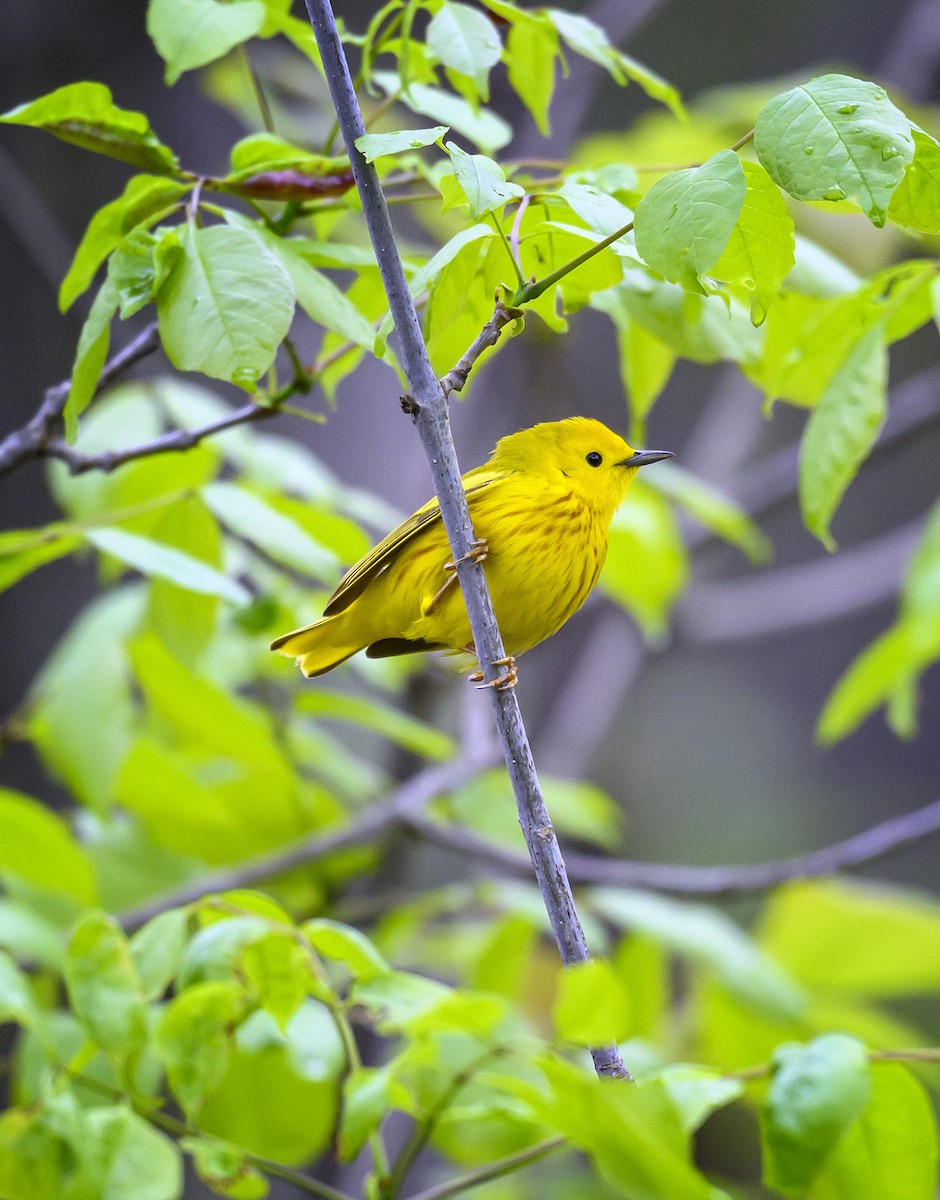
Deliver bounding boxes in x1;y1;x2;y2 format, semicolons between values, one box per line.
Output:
303;0;630;1081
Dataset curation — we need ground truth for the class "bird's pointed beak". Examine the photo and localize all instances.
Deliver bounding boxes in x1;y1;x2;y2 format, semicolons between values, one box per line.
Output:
617;449;675;468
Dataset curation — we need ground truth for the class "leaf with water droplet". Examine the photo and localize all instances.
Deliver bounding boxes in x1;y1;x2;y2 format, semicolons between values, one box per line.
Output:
754;73;914;225
157;224;295;390
634;149;746;293
711;161;795;326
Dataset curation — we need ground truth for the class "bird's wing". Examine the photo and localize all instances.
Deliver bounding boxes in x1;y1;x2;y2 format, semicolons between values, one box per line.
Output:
322;469;504;616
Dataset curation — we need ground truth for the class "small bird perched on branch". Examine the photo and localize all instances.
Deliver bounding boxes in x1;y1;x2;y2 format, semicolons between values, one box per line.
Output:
272;417;672;686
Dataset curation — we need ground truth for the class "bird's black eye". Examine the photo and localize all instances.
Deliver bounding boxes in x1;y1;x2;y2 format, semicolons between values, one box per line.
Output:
586;451;603;467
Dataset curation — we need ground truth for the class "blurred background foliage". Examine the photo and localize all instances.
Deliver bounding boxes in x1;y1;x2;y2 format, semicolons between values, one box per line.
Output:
2;1;940;1198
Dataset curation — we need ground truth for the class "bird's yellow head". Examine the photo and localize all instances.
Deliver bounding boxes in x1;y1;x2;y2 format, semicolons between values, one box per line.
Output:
490;417;673;517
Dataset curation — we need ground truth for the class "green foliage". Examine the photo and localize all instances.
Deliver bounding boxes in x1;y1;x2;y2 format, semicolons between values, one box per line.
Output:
754;74;914;226
3;5;940;1200
760;1034;871;1195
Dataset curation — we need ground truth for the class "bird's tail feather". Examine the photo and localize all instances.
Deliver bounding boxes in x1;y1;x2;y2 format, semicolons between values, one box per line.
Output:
270;614;364;678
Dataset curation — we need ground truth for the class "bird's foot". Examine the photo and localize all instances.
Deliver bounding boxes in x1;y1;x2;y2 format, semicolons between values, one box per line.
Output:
426;540;489;615
445;538;489;572
471;655;518;691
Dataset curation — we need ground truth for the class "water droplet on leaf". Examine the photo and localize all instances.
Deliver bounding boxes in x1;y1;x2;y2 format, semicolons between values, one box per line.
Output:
882;145;901;160
823;185;846;200
837;103;859;115
233;367;259;387
803;146;814;156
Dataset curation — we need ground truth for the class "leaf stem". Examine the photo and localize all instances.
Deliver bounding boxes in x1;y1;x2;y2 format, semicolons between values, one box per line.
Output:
241;45;277;134
388;1050;501;1196
730;127;755;152
511;219;634;306
404;1138;565;1200
489;213;526;290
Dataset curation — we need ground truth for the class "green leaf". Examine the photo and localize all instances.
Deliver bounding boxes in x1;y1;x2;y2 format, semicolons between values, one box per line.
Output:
228;133;345;178
154;979;249;1117
541;1058;720;1200
239;227;374;348
754;74;914;227
197;1005;342;1165
147;0;267;85
592;887;805;1019
611;50;686;121
0;950;40;1028
296;689;455;760
184;1136;269;1199
0;526;81;593
444;141;525;219
427;3;502;101
601;484;688;638
762;1034;871;1197
503;13;560;135
0;788;97;903
634;150;746;292
711;161;795;325
808;1063;937;1200
374;73;512;154
0;82;179;173
156;224;295;390
798;323;887;549
89;1106;183;1200
338;1067;393;1163
203;481;339;581
29;588;141;811
304;919;391;981
60;175;188;311
657;1066;744;1134
179;916;269;988
553;959;632;1046
64;273;119;439
64;911;148;1058
147;495;222;666
130;909;190;1001
86;527;250;604
242;931;312;1030
817;619;940;743
609;316;674;441
651;462;773;563
354;126;448;162
888;128;940;233
760;879;940;995
546;9;684;118
376;223;493;353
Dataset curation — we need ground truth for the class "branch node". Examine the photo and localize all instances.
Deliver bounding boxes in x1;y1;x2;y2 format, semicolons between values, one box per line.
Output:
400;393;420;418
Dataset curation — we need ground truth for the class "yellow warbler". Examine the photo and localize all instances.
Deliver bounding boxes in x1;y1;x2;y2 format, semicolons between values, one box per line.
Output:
272;417;672;682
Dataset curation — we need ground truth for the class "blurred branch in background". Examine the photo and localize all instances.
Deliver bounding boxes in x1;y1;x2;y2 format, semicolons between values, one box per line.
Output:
680;517;923;643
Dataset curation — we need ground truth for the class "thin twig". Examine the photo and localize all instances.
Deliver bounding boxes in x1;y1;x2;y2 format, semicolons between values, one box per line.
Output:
405;796;940;895
389;1050;501;1197
309;0;632;1082
404;1138;565;1200
438;299;523;398
119;753;490;933
0;322;161;480
46;402;278;475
